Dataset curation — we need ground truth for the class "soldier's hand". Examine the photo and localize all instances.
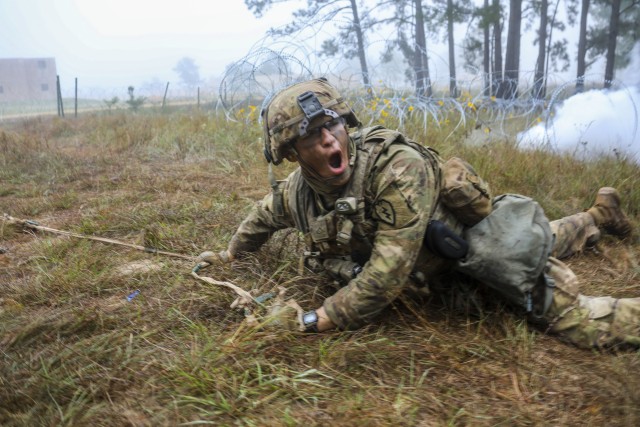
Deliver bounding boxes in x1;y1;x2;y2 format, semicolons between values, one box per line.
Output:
192;250;234;273
251;287;305;332
262;300;305;332
196;249;233;266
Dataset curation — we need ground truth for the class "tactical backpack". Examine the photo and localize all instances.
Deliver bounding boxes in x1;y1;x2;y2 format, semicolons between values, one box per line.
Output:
455;194;556;317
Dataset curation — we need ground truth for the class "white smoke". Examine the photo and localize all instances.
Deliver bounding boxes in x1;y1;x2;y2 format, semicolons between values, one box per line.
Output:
517;86;640;162
518;45;640;162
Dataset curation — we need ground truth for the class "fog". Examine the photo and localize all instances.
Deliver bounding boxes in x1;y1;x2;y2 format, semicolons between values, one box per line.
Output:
2;0;638;161
2;0;590;96
0;0;293;93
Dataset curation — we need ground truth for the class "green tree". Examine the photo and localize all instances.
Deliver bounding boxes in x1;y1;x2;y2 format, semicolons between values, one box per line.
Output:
173;57;201;89
492;0;504;97
586;0;640;86
530;0;574;99
500;0;522;99
415;0;432;97
461;0;506;96
532;0;549;99
126;86;146;111
462;0;501;96
428;0;473;97
482;0;492;96
575;0;590;93
103;96;119;111
604;0;622;88
378;0;433;97
244;0;373;88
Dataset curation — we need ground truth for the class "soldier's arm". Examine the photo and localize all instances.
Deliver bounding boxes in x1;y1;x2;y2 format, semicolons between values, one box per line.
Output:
227;180;294;257
321;146;435;330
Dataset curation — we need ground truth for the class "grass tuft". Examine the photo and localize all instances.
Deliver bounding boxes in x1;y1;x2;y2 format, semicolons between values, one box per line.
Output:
1;108;639;425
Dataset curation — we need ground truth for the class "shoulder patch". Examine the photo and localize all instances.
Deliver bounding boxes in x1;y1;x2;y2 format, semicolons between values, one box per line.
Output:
373;199;396;226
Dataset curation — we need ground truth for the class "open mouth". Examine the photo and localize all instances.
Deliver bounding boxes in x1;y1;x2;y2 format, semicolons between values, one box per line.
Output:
329;152;343;170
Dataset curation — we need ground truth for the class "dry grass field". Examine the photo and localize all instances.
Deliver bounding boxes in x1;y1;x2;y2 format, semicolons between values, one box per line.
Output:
1;106;640;426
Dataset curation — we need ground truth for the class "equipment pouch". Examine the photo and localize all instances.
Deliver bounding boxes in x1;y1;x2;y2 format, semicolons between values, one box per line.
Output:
322;258;363;283
424;220;469;260
440;157;492;226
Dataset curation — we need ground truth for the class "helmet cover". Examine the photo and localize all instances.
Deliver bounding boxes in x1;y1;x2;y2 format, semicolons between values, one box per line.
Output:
261;78;359;164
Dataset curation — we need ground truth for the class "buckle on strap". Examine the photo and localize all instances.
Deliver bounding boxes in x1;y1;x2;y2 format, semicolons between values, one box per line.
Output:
336;218;354;246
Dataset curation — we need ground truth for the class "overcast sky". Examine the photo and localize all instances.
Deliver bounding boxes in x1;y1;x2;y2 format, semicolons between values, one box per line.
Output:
1;0;637;159
0;0;294;93
1;0;635;97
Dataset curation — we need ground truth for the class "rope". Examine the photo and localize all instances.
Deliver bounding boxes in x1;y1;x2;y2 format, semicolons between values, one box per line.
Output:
2;213;275;306
191;262;261;307
2;213;194;261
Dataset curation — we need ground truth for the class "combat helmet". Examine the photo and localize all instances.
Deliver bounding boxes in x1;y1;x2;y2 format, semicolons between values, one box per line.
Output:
261;78;360;165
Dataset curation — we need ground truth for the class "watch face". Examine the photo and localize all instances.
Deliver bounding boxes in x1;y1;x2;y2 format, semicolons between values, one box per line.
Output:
303;311;318;325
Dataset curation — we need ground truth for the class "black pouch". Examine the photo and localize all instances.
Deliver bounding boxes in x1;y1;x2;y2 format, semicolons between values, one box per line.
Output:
425;220;468;260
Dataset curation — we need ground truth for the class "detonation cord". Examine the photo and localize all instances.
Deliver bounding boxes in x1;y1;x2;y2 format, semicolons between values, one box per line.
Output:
2;213;194;260
2;213;275;305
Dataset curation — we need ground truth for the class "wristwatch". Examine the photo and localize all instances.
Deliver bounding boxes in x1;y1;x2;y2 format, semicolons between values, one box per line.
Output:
302;310;319;333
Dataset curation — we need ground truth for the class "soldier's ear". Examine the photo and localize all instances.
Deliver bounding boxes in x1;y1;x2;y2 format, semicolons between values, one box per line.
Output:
285;152;298;163
284;147;298;163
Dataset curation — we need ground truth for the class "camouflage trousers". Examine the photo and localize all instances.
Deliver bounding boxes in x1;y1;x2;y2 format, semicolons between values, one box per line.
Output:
541;212;640;349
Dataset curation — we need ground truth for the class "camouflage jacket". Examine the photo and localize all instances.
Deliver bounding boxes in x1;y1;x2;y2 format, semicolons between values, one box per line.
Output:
228;127;463;329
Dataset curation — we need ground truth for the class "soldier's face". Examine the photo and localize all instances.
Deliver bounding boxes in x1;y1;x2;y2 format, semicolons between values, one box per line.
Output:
292;117;351;185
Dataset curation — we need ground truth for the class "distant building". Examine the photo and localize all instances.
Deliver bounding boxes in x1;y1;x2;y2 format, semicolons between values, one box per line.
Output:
0;58;58;102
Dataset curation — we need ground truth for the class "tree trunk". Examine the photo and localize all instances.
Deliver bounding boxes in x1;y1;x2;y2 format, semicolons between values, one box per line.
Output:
447;0;458;97
575;0;590;93
492;0;503;97
414;0;432;97
349;0;370;89
421;40;432;97
604;0;621;89
483;0;491;96
502;0;522;99
533;0;548;99
543;0;561;96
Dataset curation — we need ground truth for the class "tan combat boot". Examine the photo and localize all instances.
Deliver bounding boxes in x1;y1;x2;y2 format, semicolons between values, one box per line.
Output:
587;187;633;238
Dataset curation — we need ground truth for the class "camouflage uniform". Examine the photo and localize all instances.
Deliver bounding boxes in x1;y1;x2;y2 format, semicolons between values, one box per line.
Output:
227;133;640;349
229;126;450;330
222;78;639;349
543;213;640;348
